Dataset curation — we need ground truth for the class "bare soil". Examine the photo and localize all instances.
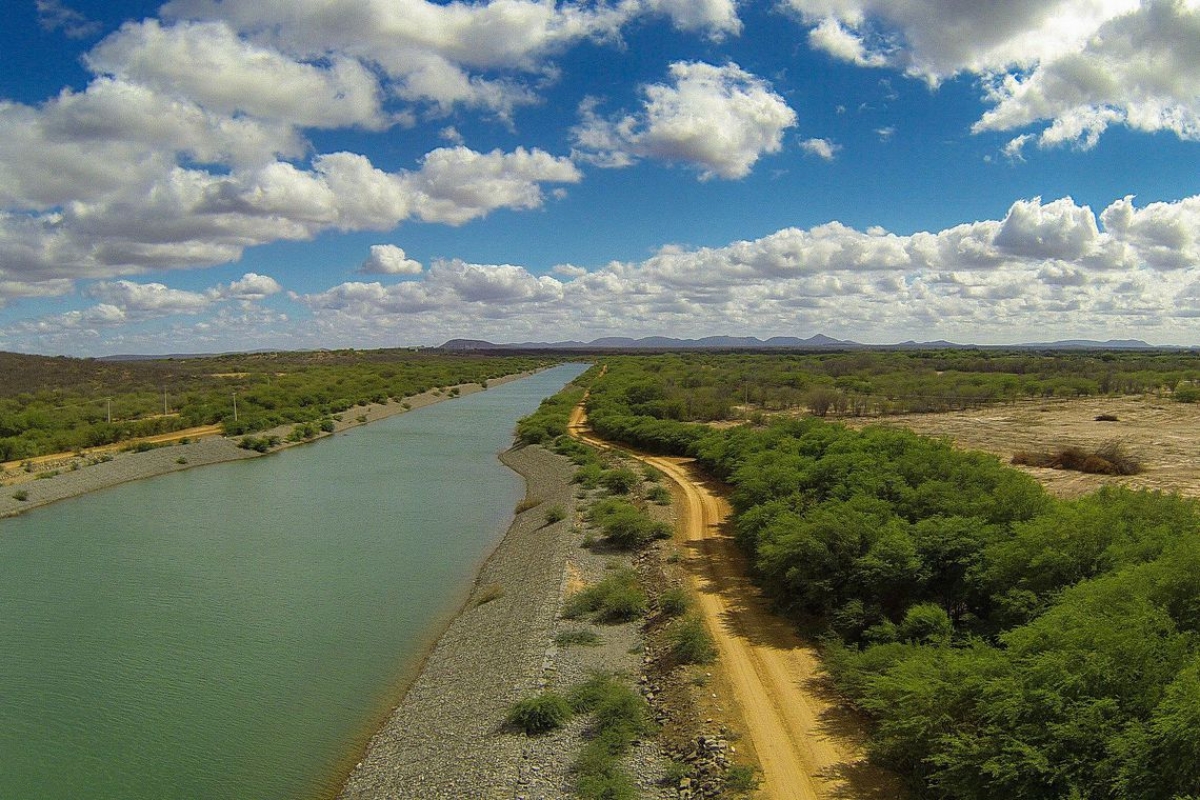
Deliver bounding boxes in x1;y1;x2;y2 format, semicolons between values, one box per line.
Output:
843;395;1200;499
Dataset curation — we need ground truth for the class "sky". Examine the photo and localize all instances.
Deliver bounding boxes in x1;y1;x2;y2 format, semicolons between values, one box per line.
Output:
2;0;1200;355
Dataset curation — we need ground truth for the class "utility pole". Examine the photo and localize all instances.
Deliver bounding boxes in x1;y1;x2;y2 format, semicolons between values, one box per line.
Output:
232;392;238;423
106;398;112;424
163;387;168;416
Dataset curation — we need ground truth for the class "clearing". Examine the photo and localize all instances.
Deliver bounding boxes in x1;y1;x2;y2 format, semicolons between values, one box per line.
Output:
845;394;1200;499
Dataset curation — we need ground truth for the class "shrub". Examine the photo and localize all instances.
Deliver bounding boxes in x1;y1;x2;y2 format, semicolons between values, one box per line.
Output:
724;764;760;794
555;628;602;647
506;692;573;735
588;498;671;549
545;505;567;524
563;569;647;623
647;485;672;505
515;497;541;513
1174;386;1200;403
1095;413;1119;422
569;672;656;799
12;489;29;501
669;616;716;664
175;457;188;465
601;467;640;495
238;435;280;453
1012;441;1141;475
660;587;690;618
573;463;605;489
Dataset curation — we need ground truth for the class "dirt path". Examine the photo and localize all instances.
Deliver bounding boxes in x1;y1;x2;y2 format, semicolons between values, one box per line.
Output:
1;424;225;475
568;405;896;799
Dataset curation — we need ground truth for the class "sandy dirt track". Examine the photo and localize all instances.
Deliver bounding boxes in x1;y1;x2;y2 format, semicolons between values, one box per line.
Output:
569;405;898;799
1;424;225;476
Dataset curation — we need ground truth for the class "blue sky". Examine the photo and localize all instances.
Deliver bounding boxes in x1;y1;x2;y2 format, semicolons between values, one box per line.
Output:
2;0;1200;355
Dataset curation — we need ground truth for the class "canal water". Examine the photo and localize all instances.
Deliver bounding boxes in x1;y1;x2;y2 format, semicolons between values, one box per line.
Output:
0;363;587;800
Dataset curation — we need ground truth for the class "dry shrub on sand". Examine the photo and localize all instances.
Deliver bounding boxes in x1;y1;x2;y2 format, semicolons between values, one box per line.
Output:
1011;440;1142;476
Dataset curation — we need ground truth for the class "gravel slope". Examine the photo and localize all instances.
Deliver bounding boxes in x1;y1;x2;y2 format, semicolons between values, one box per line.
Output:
338;444;585;799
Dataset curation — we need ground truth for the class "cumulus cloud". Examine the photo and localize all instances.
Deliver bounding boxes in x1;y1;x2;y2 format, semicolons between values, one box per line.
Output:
0;144;579;303
47;191;1173;353
88;280;213;316
216;272;284;300
975;0;1200;148
800;137;842;160
785;0;1200;150
643;0;743;38
359;244;425;275
1;273;284;346
572;61;797;179
87;20;391;131
275;193;1200;348
156;0;738;117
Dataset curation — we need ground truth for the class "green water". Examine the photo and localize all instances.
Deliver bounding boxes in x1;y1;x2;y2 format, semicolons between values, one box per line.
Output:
0;364;586;800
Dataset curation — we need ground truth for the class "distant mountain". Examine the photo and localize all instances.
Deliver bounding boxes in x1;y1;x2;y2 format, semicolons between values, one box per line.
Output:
439;335;1172;351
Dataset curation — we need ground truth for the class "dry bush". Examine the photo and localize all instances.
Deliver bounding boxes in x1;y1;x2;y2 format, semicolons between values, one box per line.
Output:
1011;441;1142;476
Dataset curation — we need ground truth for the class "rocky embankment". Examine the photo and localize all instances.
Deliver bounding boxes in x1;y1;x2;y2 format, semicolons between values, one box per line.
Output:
339;443;749;799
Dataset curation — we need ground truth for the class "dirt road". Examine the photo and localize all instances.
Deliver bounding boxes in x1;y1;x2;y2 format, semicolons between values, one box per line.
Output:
568;405;896;799
1;424;224;475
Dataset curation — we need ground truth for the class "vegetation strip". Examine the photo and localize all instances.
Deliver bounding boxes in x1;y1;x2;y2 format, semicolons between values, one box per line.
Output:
580;353;1200;800
1;349;555;462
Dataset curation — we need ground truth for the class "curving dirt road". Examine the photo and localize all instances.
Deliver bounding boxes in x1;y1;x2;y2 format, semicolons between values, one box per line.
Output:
569;404;898;799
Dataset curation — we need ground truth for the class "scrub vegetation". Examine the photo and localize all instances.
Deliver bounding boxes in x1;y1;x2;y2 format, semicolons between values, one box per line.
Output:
0;349;552;461
577;351;1200;800
581;350;1200;431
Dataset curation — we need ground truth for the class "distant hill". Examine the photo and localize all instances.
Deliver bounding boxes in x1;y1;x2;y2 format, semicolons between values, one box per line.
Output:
438;335;1166;351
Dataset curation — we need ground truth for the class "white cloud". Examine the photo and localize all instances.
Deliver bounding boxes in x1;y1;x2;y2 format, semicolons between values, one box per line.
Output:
360;244;425;275
429;258;563;302
800;137;842;160
572;61;798;180
87;20;391;131
89;280;212;316
975;0;1200;149
157;0;637;117
644;0;743;38
785;0;1200;150
216;272;284;300
783;0;1141;82
37;0;103;39
276;193;1200;348
0;145;579;303
807;17;889;67
1;273;283;345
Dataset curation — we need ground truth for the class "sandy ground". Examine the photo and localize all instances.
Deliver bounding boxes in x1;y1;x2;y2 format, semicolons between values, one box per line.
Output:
568;404;898;799
0;371;533;518
843;394;1200;499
